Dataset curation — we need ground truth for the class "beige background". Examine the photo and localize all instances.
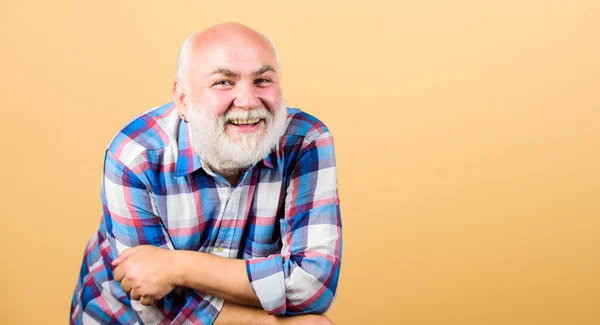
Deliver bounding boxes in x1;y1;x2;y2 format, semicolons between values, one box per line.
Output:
1;1;599;324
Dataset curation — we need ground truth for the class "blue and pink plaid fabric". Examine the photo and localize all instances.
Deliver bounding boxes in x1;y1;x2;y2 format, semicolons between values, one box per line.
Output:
70;103;342;324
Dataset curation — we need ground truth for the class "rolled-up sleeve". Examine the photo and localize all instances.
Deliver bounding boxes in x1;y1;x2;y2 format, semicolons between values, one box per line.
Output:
246;130;342;315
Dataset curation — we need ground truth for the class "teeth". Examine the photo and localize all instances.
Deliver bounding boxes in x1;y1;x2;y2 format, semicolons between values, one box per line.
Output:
231;118;261;125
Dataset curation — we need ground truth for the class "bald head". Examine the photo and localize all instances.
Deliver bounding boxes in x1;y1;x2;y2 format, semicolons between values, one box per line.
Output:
176;23;280;83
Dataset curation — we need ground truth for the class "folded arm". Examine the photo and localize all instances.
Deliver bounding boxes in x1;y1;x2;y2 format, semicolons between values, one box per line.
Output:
215;302;333;325
107;129;342;320
246;130;342;315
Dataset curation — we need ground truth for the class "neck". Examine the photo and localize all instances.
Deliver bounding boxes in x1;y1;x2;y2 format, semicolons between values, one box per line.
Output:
221;169;244;187
209;163;245;187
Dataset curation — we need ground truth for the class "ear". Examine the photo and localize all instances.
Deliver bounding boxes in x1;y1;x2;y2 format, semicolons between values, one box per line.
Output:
172;79;188;118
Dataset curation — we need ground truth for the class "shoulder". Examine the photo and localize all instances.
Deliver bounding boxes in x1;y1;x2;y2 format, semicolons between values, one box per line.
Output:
285;107;332;143
106;102;179;167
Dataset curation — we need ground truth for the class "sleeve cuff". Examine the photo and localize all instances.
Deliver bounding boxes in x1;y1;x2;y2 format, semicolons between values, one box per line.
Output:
246;254;287;315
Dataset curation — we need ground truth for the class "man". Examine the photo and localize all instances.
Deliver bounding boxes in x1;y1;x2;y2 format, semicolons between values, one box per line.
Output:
70;23;342;325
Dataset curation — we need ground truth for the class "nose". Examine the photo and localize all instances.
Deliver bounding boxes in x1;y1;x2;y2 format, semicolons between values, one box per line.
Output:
233;82;261;110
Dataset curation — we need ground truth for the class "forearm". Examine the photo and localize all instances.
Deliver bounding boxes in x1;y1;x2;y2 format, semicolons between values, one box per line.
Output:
215;302;333;325
174;250;261;307
214;302;277;325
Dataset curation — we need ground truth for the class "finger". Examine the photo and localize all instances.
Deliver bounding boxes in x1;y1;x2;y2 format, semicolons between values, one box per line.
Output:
113;265;124;282
112;246;145;266
130;289;141;301
140;296;155;306
120;277;132;294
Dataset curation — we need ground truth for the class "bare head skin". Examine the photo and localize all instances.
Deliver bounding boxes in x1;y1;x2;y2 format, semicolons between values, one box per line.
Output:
172;23;287;180
176;23;280;82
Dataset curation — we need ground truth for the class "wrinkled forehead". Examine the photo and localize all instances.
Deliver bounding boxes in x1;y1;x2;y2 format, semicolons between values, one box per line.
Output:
192;36;278;77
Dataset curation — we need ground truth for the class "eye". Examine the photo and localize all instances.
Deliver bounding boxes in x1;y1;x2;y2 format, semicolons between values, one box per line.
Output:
213;80;234;88
254;78;272;87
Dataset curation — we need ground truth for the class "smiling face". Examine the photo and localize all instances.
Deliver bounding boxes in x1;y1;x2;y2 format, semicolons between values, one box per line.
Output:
173;24;288;175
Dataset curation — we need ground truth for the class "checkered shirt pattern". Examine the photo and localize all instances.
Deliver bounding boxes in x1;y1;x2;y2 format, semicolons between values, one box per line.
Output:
70;103;342;324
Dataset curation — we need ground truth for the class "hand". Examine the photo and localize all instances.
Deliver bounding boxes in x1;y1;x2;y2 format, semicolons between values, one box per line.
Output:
112;245;177;306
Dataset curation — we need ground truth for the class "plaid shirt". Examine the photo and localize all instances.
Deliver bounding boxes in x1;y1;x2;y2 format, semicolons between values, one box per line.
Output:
70;103;342;324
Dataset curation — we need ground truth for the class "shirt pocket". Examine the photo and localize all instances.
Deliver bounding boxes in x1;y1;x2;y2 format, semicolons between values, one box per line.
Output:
242;237;281;259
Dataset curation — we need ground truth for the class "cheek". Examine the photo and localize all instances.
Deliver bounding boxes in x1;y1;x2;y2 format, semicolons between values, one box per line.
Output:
258;87;283;110
203;91;234;116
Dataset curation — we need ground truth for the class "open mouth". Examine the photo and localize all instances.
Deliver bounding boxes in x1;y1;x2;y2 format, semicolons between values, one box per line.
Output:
228;118;263;126
226;118;265;133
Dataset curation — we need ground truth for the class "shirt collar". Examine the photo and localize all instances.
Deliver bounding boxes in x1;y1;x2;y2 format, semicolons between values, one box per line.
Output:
175;119;279;177
175;120;203;177
261;149;278;169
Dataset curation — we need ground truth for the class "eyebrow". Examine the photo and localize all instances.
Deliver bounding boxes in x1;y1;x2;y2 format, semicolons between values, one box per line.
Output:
209;64;276;78
253;64;276;76
210;68;240;78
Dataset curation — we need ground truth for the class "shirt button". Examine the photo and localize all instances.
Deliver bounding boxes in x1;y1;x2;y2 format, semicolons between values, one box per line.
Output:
217;244;224;252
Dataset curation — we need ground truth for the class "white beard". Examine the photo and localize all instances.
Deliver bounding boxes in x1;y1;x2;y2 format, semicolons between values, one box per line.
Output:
186;99;287;176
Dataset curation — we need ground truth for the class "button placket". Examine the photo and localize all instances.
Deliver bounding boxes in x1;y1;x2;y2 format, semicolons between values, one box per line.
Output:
213;187;232;256
222;189;241;257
